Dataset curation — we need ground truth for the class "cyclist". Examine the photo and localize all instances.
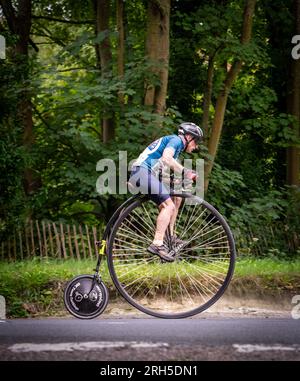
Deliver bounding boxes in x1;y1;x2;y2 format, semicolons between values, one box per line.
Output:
129;122;204;262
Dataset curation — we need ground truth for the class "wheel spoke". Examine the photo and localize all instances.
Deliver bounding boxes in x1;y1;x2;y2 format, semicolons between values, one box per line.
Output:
108;196;235;318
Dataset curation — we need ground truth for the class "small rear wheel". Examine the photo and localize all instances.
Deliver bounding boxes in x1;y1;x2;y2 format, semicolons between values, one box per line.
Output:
64;274;109;319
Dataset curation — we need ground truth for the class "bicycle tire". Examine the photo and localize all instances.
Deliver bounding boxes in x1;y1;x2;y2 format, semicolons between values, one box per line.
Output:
107;194;236;319
64;274;109;319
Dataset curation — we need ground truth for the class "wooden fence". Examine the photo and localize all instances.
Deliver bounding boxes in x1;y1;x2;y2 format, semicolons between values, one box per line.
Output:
0;220;103;261
0;220;298;261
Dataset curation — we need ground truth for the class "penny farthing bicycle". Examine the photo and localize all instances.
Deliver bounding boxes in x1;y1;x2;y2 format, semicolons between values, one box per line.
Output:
64;176;236;319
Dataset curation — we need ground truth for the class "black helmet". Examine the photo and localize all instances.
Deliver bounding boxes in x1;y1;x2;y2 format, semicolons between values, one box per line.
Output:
178;122;204;142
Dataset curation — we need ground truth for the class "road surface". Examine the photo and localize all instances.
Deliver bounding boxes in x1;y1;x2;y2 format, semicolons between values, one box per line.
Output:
1;317;300;361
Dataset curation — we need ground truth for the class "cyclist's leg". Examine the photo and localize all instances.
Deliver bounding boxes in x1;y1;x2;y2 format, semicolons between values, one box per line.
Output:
169;196;182;236
145;170;176;246
129;167;179;250
152;198;175;245
132;169;178;260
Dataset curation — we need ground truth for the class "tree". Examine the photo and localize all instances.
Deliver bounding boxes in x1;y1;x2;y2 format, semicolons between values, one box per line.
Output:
144;0;170;114
0;0;41;195
94;0;115;143
116;0;125;104
205;0;256;191
286;0;300;186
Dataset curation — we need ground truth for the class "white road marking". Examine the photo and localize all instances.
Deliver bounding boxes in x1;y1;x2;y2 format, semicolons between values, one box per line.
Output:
233;344;299;353
9;341;169;353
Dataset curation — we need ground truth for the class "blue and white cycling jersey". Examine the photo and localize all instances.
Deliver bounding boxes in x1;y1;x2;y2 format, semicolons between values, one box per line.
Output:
132;135;184;172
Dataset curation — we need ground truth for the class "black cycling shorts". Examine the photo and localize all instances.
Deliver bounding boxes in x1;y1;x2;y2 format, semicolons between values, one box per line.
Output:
129;166;171;206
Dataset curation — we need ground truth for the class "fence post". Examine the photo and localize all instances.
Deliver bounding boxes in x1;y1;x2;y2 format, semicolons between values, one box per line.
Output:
36;220;43;259
92;227;98;259
42;221;48;259
13;232;17;261
73;225;81;260
18;230;23;260
67;224;74;259
52;222;62;259
85;225;93;259
25;225;30;259
8;239;11;261
60;223;67;259
79;225;86;259
30;220;35;258
48;223;55;258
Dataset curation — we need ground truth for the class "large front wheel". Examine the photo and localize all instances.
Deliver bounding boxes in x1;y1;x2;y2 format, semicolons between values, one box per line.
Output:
107;194;236;318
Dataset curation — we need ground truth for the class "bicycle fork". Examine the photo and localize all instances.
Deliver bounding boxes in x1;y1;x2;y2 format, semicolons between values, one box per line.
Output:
94;239;106;273
88;239;107;291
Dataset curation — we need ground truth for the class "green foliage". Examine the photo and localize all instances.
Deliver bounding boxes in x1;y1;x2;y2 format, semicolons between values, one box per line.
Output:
206;162;247;216
230;189;287;227
207;158;299;258
169;0;269;119
228;187;300;258
0;0;299;260
0;57;31;237
28;47;182;224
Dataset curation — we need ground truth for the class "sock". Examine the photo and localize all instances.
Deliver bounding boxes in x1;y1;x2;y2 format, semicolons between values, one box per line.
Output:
152;240;163;246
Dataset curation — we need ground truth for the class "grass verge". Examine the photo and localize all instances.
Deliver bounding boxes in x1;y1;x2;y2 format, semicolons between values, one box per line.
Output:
230;257;300;297
0;257;299;318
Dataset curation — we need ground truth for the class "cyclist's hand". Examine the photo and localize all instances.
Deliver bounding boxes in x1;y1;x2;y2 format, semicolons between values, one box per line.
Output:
184;169;198;182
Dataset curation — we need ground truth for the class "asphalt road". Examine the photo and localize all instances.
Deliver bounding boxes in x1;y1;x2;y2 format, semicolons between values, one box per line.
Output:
1;317;300;361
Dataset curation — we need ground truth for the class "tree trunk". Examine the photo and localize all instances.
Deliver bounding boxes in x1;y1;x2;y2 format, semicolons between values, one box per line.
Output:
117;0;125;78
202;54;215;141
116;0;125;104
286;0;300;186
144;0;170;115
0;0;40;194
154;0;170;115
95;0;114;143
204;0;256;191
144;1;159;107
95;0;112;72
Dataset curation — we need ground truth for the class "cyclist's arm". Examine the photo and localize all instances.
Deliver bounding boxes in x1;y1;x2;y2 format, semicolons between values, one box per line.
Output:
161;148;184;173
